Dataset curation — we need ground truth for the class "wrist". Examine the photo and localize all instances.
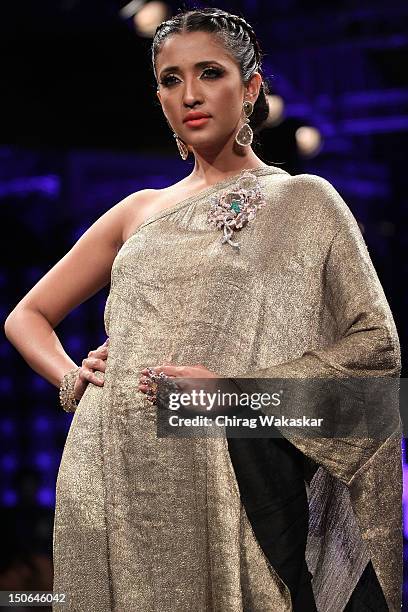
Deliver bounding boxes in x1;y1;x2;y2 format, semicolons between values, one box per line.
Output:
59;367;80;413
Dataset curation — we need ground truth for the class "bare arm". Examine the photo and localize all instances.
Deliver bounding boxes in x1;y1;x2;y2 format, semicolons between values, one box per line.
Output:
4;190;151;390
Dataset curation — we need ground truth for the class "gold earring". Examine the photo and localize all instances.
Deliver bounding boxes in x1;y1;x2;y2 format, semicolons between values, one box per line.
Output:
235;100;254;147
173;133;189;160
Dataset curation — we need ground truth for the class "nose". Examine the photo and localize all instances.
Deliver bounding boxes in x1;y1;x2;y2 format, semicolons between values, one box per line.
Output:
182;76;203;108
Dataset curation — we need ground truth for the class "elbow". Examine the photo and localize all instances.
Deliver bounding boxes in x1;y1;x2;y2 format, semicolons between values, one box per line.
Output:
374;328;401;377
4;309;19;343
4;305;31;344
345;309;401;377
4;304;49;348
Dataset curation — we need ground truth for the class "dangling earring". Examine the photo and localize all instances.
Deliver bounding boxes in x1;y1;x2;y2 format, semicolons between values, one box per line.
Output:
235;100;254;147
173;133;189;160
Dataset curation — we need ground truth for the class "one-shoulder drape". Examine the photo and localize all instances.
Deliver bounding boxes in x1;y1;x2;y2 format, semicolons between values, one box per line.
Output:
53;166;402;612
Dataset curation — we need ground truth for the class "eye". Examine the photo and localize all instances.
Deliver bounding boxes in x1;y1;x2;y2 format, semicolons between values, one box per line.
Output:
159;67;223;88
160;74;180;87
201;67;223;79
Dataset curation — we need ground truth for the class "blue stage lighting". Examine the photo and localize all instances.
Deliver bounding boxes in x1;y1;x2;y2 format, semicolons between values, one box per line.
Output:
0;377;12;394
37;487;55;507
34;416;51;433
0;418;15;435
35;452;53;469
2;489;17;506
1;454;17;471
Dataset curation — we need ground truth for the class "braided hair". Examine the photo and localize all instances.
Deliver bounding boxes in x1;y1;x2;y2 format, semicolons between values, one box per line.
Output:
151;8;270;134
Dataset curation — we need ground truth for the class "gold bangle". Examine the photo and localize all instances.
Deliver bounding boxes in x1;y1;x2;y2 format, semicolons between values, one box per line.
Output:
59;367;80;413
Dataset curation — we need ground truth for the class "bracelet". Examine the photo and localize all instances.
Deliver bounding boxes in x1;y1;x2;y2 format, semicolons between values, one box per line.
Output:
59;367;81;413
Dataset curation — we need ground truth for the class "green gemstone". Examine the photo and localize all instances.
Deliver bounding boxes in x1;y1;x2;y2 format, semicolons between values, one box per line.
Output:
230;200;241;213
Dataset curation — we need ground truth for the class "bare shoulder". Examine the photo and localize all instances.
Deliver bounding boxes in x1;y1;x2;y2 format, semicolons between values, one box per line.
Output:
121;179;197;243
120;188;161;243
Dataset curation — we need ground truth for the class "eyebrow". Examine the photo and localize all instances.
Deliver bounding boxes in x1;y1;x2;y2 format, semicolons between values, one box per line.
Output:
159;60;224;78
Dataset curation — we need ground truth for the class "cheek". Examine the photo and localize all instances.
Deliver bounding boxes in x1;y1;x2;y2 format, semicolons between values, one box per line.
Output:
214;84;243;117
159;98;178;126
159;95;173;116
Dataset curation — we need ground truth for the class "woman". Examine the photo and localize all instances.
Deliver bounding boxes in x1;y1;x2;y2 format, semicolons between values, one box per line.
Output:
4;8;402;612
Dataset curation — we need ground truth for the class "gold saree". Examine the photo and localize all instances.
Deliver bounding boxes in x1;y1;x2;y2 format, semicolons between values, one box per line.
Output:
53;165;402;611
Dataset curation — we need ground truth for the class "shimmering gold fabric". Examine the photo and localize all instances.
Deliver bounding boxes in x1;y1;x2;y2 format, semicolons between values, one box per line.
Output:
53;166;402;611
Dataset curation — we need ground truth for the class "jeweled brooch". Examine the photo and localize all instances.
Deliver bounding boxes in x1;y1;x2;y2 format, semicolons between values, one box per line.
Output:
207;170;267;249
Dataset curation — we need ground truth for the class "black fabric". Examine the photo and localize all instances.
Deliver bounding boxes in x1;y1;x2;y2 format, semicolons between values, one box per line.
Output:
344;561;389;611
226;431;389;612
226;433;317;611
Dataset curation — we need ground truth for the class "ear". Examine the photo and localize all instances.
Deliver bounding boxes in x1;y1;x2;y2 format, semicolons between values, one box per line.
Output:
157;88;169;123
156;89;173;131
245;72;263;103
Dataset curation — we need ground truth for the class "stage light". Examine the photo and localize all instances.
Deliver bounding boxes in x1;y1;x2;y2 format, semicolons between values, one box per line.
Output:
2;489;17;506
295;126;323;158
31;374;48;391
264;95;285;127
119;0;170;37
34;416;51;433
1;455;17;471
65;335;85;353
37;487;55;506
36;452;53;469
133;2;170;38
119;0;145;20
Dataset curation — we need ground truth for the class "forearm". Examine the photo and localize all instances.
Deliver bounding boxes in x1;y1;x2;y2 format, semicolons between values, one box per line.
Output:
4;307;78;389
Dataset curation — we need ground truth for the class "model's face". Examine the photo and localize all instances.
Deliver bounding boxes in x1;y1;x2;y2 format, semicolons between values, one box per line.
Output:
155;31;260;153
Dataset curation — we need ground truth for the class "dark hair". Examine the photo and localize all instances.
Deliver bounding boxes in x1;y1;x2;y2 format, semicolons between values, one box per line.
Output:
151;8;270;134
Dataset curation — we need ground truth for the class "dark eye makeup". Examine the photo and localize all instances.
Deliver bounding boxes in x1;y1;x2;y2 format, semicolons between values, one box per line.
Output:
159;66;224;87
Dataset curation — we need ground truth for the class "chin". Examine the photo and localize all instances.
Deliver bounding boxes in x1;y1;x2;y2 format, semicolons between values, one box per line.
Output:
186;130;229;148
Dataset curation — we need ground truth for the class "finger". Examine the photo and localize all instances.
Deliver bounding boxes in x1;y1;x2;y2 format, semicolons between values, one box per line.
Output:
141;365;185;377
88;372;105;386
82;357;107;372
78;368;104;386
95;345;108;356
73;379;86;395
95;340;109;351
88;345;107;357
88;373;104;386
78;368;91;382
91;357;107;371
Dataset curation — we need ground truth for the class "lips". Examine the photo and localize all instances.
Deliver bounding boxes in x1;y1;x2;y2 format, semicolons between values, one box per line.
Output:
183;112;211;124
185;118;210;128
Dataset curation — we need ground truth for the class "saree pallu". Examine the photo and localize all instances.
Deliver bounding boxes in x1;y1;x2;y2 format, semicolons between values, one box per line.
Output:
53;165;401;611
